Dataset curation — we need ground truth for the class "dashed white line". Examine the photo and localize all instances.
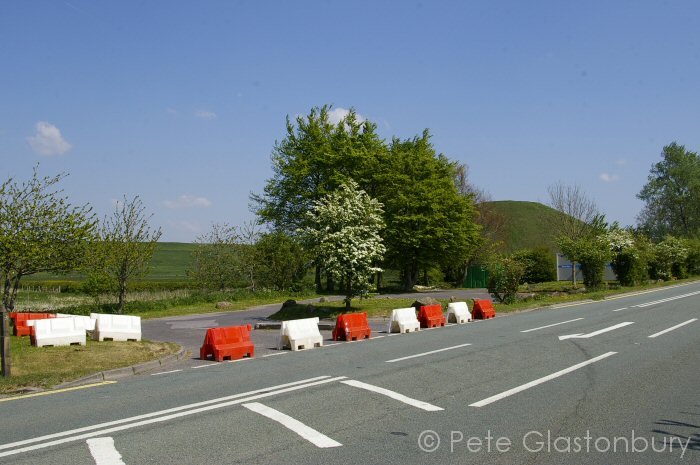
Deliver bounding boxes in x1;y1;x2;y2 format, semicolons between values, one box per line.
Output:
150;369;182;376
520;318;584;333
385;343;472;363
87;437;125;465
612;307;628;312
261;352;289;358
648;319;698;339
242;402;341;448
341;379;443;411
191;363;218;369
469;352;617;407
635;290;700;308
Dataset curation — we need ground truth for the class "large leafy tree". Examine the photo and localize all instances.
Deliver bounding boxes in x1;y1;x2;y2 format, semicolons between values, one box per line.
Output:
0;167;96;310
90;195;162;313
250;105;386;290
1;167;95;377
376;131;480;290
301;181;385;310
637;142;700;240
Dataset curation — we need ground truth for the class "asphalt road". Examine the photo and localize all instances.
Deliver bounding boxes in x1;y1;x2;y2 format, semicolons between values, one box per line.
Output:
1;283;698;464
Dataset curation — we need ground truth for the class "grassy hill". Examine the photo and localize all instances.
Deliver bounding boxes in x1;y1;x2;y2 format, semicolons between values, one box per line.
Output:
484;200;562;253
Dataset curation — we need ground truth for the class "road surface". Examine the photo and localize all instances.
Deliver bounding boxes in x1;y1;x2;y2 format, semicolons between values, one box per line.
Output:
1;283;698;464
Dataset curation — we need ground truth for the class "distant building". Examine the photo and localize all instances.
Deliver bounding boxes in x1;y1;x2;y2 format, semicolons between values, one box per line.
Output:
556;253;617;282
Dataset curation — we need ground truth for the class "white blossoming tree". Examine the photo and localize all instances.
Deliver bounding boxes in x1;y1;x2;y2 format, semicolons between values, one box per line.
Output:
302;180;385;310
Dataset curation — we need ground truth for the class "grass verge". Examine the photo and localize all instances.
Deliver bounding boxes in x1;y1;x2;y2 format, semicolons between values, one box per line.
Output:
0;337;179;394
269;277;700;320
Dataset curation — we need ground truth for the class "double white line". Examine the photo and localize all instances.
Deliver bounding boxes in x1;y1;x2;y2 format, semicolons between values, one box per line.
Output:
0;376;344;458
635;290;700;308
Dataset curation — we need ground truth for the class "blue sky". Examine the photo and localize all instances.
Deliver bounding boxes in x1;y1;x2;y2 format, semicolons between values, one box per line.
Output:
2;1;699;242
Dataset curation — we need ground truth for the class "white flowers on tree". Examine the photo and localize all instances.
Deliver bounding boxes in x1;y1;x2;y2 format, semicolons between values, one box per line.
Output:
302;180;385;310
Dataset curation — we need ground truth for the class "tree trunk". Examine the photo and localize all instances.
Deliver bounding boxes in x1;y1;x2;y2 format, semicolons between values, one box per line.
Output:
376;271;382;292
572;260;577;288
10;274;22;310
345;280;352;311
1;307;10;377
2;276;11;310
326;271;335;292
315;265;322;293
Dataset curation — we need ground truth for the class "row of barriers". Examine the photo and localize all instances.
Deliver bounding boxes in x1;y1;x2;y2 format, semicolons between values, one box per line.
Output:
199;299;497;362
8;312;142;347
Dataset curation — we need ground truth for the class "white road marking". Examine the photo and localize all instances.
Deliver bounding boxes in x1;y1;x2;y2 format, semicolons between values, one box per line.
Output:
261;352;288;358
520;318;584;333
242;402;341;448
87;437;125;465
635;290;700;308
385;343;472;363
612;307;628;312
150;369;182;376
191;363;218;369
648;319;698;339
340;379;443;411
0;375;337;456
371;335;385;339
469;352;617;407
558;322;634;341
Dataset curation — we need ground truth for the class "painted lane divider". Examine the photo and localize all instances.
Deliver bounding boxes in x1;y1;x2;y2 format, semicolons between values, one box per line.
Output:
635;290;700;308
150;369;182;376
87;437;126;465
558;322;634;341
340;380;443;411
520;318;584;333
612;307;628;312
469;352;617;407
0;375;337;456
242;403;342;448
648;319;698;339
385;343;472;363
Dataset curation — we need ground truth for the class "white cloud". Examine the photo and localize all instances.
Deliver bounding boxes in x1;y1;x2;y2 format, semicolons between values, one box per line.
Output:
599;173;620;182
163;195;212;209
616;159;627;166
327;107;365;125
26;121;72;155
194;109;217;120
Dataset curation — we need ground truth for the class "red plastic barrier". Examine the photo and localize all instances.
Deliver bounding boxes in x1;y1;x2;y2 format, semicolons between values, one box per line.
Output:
200;325;255;362
10;313;56;337
418;305;446;328
332;312;372;341
472;300;496;319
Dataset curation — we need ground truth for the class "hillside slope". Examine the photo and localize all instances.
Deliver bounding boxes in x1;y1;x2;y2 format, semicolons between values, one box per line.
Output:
483;200;561;253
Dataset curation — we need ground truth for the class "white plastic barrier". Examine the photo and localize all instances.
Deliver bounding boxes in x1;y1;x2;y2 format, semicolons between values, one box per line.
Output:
387;308;420;334
90;313;142;342
277;317;323;351
55;313;96;331
32;317;87;347
447;302;471;324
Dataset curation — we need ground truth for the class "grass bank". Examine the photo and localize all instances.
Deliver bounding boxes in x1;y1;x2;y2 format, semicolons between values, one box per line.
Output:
0;337;179;394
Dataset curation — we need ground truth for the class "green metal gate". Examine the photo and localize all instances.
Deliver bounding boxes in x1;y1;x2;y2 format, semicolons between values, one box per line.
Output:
463;265;489;288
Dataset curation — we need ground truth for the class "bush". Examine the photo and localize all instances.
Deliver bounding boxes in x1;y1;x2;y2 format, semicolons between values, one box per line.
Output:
513;248;556;283
487;255;526;304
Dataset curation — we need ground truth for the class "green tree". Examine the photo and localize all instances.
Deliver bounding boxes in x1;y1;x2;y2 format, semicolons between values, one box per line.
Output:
301;181;385;310
649;235;689;280
251;105;386;291
638;142;700;240
91;195;162;313
376;132;480;290
558;220;612;290
189;223;242;291
254;232;309;291
0;167;96;310
608;227;650;286
0;167;95;377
